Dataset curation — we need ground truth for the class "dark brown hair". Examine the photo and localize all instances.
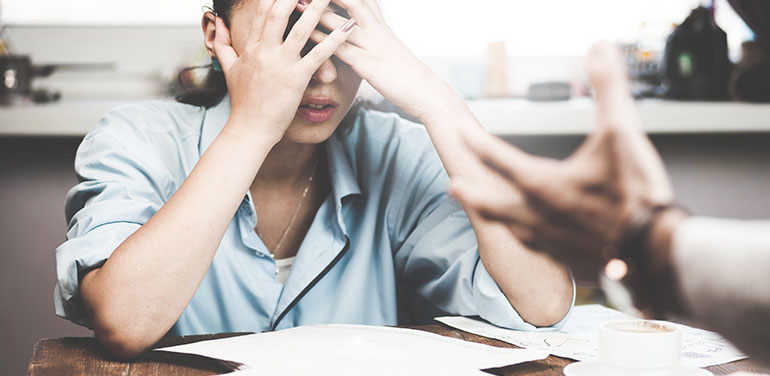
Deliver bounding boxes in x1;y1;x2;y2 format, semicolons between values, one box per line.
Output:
175;0;242;108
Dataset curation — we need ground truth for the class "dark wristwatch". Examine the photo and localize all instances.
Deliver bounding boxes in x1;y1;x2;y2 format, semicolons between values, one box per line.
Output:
600;204;687;318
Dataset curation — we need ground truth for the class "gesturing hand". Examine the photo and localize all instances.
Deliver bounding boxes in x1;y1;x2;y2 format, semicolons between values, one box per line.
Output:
297;0;444;120
450;43;675;281
213;0;356;143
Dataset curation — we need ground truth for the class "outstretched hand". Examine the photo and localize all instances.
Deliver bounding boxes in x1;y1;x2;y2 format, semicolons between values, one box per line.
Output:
450;42;674;281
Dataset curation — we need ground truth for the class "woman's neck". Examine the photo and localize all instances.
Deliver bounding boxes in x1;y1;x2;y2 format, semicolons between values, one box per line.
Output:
254;140;322;189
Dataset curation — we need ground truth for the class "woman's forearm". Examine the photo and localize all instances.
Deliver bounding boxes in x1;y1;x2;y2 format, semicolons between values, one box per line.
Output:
80;123;277;358
410;76;485;180
413;81;573;327
475;221;575;327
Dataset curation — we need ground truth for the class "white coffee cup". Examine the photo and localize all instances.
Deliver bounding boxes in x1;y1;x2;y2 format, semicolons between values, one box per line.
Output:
599;320;683;376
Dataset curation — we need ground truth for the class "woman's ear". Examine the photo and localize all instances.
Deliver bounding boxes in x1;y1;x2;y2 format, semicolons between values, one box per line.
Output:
202;12;218;57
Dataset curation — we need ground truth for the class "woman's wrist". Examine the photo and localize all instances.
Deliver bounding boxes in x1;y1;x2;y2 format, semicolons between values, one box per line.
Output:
415;79;478;130
392;62;462;124
222;114;284;149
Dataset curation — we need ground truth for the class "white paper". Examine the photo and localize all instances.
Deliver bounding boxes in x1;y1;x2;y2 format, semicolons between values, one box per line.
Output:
156;324;549;375
436;304;747;369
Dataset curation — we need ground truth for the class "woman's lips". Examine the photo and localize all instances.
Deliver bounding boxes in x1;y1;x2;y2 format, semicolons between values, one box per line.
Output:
297;97;339;123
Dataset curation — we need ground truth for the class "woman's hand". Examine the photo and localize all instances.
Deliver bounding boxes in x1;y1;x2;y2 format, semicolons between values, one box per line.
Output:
299;0;448;120
450;43;675;281
214;0;356;143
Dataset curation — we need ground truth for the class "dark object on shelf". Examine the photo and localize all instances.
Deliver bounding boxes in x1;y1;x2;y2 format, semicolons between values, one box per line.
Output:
0;55;113;104
31;88;61;104
0;55;32;102
663;6;733;100
526;81;571;102
620;44;666;99
729;41;770;102
727;0;770;56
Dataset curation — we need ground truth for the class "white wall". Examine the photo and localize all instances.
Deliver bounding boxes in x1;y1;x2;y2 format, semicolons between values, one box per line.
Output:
1;0;205;25
2;0;753;57
2;1;755;99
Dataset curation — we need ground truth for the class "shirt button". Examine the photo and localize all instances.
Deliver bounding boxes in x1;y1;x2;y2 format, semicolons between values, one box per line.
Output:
275;268;280;275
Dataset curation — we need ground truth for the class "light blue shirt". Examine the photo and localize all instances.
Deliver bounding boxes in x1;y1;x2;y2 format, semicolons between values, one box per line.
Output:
55;96;574;335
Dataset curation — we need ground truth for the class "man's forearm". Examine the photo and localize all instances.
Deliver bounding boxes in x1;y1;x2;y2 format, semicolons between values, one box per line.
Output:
670;216;770;361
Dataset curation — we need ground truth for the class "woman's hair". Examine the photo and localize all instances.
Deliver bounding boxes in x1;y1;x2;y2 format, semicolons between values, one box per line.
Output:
175;0;243;108
175;0;357;110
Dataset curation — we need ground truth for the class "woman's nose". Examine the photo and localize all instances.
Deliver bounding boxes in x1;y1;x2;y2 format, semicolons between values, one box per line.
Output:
310;59;338;85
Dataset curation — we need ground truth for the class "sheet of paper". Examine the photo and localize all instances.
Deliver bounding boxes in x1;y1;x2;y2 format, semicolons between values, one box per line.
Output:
436;304;747;369
156;324;549;375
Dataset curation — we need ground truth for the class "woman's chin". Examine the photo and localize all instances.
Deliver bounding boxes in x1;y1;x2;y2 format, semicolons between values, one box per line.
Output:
282;120;340;145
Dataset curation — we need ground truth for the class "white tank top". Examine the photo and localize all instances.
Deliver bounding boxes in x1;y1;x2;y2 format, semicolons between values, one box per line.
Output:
274;256;296;285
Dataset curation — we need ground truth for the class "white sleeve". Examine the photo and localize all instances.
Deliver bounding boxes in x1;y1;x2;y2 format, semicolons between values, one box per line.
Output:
672;216;770;362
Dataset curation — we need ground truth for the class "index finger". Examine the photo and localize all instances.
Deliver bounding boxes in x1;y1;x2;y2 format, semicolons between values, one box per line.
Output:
464;128;544;189
246;0;276;46
449;179;534;227
587;42;643;133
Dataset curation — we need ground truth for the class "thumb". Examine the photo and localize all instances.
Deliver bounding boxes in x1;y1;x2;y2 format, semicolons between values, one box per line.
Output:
586;42;674;203
586;41;642;134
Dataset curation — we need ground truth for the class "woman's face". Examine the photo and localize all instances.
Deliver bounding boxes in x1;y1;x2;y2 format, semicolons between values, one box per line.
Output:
227;0;363;145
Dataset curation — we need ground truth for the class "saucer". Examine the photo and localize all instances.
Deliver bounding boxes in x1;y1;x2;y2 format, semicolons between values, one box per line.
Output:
563;361;713;376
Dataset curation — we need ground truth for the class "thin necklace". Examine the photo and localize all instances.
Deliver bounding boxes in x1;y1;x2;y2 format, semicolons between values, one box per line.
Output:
255;161;318;258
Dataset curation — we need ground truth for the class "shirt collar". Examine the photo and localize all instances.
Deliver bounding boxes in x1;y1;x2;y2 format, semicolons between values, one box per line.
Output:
326;126;363;211
199;96;363;216
199;95;231;157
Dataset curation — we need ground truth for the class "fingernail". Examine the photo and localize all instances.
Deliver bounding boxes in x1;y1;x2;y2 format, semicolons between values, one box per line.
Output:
298;0;310;5
340;18;357;32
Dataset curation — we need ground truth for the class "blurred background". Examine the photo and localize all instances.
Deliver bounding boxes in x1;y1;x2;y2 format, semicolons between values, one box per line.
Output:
2;1;770;374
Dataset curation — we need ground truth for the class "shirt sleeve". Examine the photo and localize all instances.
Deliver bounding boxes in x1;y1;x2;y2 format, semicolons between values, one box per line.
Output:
672;216;770;361
54;110;172;328
388;127;574;331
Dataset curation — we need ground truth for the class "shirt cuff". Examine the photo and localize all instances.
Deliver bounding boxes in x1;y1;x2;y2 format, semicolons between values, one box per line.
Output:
472;261;576;331
54;222;141;328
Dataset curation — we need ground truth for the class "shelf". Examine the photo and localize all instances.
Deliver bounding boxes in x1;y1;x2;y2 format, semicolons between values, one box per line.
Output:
3;98;770;137
0;100;130;137
469;98;770;136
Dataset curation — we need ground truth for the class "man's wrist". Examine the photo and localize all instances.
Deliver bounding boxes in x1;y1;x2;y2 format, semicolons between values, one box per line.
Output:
644;207;690;316
608;203;690;318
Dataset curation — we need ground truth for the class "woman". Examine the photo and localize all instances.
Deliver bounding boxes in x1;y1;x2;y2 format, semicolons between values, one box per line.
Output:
54;0;574;358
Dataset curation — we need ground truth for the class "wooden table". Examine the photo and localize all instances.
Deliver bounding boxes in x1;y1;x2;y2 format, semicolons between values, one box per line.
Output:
28;325;768;375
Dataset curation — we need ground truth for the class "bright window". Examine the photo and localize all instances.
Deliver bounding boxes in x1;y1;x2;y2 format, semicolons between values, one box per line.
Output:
1;0;754;57
381;0;753;57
